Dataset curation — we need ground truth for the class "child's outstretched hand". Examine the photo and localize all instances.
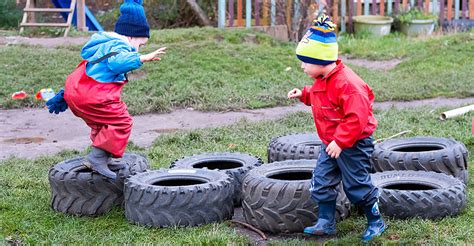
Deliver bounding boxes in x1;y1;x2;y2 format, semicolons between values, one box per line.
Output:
287;88;302;99
140;47;167;63
326;141;342;159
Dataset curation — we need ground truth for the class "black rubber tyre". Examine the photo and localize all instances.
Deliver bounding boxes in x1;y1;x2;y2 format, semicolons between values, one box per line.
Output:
267;133;322;163
124;168;234;227
372;170;467;219
170;152;263;206
48;153;149;216
242;160;351;233
371;137;469;184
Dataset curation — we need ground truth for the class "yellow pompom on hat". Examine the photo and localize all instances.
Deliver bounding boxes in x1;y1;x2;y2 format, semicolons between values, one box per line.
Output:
296;14;338;65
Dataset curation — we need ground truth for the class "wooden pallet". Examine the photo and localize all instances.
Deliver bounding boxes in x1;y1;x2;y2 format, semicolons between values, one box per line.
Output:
20;0;76;37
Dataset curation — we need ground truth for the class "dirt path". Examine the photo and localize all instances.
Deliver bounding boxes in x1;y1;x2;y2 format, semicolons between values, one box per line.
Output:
1;97;473;160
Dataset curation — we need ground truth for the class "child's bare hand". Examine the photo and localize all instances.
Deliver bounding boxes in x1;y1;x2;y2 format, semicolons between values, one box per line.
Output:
140;47;166;63
287;88;302;99
326;141;342;159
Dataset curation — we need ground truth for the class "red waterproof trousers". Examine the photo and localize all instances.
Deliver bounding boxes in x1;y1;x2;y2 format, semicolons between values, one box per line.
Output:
64;60;132;158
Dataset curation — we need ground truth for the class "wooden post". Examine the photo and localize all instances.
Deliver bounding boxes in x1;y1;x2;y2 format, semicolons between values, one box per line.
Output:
424;0;429;13
349;0;354;32
333;0;339;25
417;0;422;9
470;0;474;19
255;0;260;26
388;0;393;15
364;0;369;15
439;0;445;24
380;0;385;15
77;0;88;31
218;0;225;28
372;0;377;14
341;0;346;32
262;0;269;26
454;0;460;19
402;0;407;11
30;0;37;23
447;0;453;20
271;0;276;26
357;0;362;15
229;0;234;27
237;0;243;26
395;0;399;13
246;0;252;27
461;0;466;19
286;0;292;28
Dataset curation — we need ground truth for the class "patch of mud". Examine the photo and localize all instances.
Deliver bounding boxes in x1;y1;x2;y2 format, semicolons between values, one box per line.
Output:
0;36;88;48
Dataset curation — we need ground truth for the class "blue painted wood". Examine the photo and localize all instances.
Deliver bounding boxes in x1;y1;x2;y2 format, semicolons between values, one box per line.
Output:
341;0;346;32
271;0;276;26
388;0;393;15
218;0;226;28
454;0;460;19
364;0;370;15
246;0;252;27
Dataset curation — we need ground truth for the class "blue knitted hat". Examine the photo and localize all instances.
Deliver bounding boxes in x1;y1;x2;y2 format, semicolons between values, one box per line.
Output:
114;0;150;38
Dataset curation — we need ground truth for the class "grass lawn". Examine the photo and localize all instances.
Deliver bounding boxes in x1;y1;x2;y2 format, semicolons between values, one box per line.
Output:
1;107;472;244
0;28;472;114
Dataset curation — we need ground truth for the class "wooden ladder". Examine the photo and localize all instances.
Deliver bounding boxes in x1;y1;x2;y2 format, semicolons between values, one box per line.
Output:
20;0;77;37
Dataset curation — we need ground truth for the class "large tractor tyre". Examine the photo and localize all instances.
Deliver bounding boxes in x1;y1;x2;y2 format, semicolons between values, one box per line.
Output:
48;153;149;216
371;137;469;184
124;168;234;227
170;152;263;206
372;170;467;219
267;133;322;163
242;160;351;234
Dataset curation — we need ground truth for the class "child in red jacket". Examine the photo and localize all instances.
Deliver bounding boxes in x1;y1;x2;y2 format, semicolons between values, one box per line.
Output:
46;0;165;179
288;15;385;242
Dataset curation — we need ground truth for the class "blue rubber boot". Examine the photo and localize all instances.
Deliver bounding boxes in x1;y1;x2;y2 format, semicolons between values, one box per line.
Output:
362;202;386;242
304;201;337;236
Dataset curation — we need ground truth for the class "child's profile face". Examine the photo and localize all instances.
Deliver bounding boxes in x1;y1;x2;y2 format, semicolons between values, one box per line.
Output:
301;62;324;78
128;37;149;51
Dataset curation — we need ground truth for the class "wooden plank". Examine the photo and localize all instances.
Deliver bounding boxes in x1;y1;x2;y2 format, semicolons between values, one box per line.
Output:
410;0;414;8
246;0;252;27
447;0;453;20
388;0;392;15
64;0;76;36
218;0;225;28
454;0;460;19
20;23;70;27
341;0;346;32
403;0;408;11
418;0;422;9
395;0;399;13
271;0;276;26
262;0;269;26
20;0;31;34
357;0;362;15
470;0;474;19
424;0;429;13
229;0;234;27
372;0;377;14
364;0;370;15
255;0;260;26
293;0;300;34
333;0;339;27
380;0;385;15
237;0;243;26
24;8;73;12
432;0;437;14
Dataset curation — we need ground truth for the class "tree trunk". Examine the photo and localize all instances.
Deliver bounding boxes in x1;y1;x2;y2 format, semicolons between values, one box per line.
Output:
186;0;212;26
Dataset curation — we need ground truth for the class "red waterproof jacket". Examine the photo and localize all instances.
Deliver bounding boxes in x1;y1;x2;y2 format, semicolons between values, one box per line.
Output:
299;60;377;149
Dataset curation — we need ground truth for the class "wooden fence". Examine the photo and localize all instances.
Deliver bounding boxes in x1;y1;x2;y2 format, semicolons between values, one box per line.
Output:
218;0;474;32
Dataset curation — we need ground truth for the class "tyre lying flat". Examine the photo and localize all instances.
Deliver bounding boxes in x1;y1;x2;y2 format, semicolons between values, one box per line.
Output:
267;133;322;163
124;168;234;227
372;170;467;219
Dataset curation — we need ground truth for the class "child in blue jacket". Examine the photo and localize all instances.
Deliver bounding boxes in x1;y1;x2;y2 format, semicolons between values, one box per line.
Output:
46;0;165;179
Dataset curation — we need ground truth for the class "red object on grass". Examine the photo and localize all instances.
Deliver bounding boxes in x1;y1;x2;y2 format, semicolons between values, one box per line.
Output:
11;91;28;100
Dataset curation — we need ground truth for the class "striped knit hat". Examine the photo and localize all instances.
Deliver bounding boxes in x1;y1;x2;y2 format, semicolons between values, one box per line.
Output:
296;14;338;65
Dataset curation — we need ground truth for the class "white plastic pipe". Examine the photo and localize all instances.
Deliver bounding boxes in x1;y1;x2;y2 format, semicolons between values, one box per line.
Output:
440;104;474;120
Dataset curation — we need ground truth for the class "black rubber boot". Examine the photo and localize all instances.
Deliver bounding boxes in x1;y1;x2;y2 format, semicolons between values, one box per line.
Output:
107;157;127;171
84;147;117;180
